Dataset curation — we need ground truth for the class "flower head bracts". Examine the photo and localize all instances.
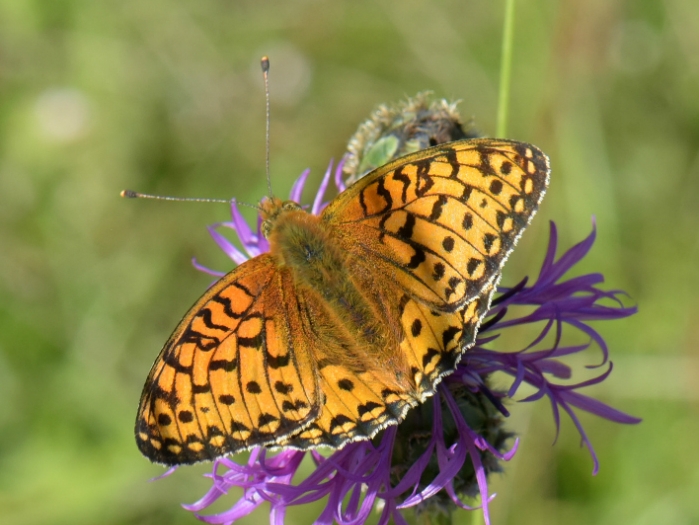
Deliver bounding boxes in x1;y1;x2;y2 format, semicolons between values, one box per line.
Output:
460;221;640;474
180;162;639;525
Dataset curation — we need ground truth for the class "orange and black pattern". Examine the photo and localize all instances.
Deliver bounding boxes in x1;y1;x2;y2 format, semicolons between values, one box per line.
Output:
135;138;549;465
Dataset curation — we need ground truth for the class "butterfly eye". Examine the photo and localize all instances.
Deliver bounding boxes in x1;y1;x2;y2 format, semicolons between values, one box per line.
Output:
282;202;301;212
261;219;273;238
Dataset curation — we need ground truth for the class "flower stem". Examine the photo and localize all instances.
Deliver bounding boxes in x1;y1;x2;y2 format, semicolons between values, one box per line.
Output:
496;0;516;138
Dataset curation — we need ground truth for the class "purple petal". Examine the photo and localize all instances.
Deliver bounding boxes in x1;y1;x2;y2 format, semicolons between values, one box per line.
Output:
191;257;227;278
559;389;642;425
536;221;559;286
150;466;178;481
335;156;347;192
312;160;334;215
207;223;249;265
289;169;311;203
535;220;596;287
229;200;264;257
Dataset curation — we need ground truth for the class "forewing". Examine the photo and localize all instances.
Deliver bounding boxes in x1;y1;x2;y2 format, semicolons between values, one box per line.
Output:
135;254;320;465
322;139;549;311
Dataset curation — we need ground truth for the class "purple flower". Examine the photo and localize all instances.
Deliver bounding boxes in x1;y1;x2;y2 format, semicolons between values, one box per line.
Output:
183;160;640;525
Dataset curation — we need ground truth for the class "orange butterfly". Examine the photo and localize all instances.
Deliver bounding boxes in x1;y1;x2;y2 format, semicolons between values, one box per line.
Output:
135;138;550;465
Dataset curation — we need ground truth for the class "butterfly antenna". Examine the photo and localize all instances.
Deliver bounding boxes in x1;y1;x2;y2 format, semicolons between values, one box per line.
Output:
121;190;261;211
120;190;230;204
237;200;263;212
261;56;274;199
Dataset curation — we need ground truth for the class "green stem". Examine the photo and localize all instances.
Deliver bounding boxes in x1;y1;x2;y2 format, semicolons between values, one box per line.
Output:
496;0;516;138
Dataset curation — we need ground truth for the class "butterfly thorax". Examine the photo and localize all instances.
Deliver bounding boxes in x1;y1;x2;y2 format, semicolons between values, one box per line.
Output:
261;197;408;381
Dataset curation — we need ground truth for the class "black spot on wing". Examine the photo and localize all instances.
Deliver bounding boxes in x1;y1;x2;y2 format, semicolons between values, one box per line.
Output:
432;262;445;281
357;401;382;417
274;381;293;394
209;359;238;371
415;162;435;197
489;179;503;195
442;236;455;252
218;394;235;405
483;233;497;252
376;179;393;213
463;212;474;230
381;388;398;399
153;385;179;406
178;410;194;423
192;383;211;394
181;328;220;352
238;332;263;349
282;400;308;412
329;414;353;432
246;381;262;394
442;326;461;347
230;419;250;433
467;258;482;276
461;184;473;201
396;213;416;240
429;195;448;220
210;294;243;319
267;353;291;369
407;244;427;269
200;308;233;332
392;168;411;204
411;318;422;337
422;348;440;368
338;379;355;391
164;352;193;374
257;413;278;427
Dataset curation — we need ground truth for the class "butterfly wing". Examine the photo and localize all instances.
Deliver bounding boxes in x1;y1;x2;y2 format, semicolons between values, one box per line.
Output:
322;138;550;311
279;139;549;450
275;279;496;450
137;138;550;461
319;138;549;399
135;254;321;465
275;267;422;450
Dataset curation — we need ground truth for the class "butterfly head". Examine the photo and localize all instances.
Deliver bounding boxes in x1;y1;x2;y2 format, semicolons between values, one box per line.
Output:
260;196;304;239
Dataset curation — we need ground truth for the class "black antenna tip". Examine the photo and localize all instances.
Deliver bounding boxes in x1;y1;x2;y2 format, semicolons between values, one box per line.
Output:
260;56;270;73
120;189;138;198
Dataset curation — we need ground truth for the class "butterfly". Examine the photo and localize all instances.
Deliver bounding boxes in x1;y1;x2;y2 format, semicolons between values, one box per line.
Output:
135;138;550;465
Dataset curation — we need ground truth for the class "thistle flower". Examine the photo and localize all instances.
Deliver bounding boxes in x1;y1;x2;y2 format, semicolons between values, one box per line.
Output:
183;159;640;525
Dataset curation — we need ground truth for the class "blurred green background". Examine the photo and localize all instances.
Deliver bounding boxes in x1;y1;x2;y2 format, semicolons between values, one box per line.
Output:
1;0;697;524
